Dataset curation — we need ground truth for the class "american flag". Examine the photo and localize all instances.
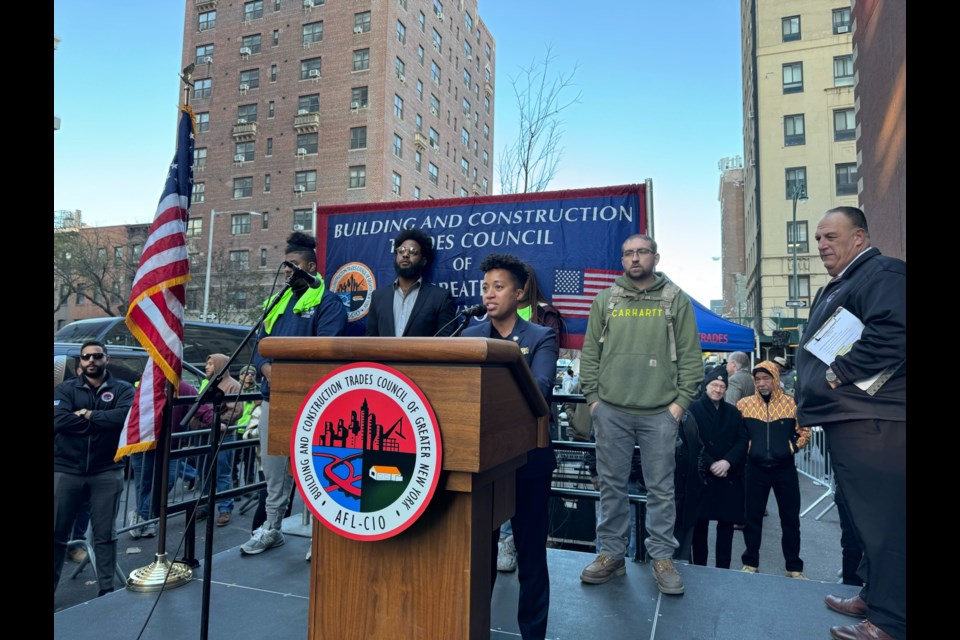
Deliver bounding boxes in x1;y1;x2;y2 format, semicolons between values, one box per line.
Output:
552;268;619;318
115;106;195;460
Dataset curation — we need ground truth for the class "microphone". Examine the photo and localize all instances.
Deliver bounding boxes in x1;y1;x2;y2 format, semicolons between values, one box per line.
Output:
282;261;322;289
459;304;486;318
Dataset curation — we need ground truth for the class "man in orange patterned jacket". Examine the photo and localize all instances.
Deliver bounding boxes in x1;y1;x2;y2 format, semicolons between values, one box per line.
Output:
736;360;810;578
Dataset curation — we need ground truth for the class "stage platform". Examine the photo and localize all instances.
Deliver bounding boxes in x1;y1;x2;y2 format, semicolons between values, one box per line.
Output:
54;534;861;640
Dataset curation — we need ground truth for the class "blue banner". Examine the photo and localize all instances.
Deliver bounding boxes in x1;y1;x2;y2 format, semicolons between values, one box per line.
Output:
317;185;648;348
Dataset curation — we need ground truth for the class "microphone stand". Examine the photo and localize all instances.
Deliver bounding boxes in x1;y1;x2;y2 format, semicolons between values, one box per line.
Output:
178;277;298;640
434;307;484;337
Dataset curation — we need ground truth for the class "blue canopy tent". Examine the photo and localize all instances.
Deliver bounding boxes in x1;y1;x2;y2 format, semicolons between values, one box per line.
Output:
690;297;755;352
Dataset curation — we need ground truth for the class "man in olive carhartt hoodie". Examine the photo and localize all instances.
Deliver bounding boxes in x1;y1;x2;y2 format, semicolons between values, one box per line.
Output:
578;234;702;595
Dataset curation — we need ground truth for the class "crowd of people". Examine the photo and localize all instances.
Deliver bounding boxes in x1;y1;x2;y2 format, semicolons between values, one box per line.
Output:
54;207;905;640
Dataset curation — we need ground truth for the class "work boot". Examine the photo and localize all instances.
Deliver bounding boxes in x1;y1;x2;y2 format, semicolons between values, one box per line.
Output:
580;553;626;584
651;558;684;595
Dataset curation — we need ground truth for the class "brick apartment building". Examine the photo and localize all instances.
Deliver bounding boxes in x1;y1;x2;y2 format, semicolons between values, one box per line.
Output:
181;0;497;322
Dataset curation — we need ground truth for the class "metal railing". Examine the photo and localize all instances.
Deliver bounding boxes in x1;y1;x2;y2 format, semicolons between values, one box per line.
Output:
795;426;835;520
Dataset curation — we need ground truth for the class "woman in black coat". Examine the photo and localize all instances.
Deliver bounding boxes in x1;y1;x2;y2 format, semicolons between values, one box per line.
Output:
688;366;749;569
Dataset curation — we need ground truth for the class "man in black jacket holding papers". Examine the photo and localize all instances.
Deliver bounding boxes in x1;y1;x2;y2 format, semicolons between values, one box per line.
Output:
796;207;905;640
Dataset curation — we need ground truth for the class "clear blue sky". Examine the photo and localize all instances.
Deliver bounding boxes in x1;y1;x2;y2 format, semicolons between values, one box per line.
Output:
54;1;743;304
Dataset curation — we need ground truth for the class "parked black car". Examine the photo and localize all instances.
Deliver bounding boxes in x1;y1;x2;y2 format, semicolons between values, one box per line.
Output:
53;342;207;389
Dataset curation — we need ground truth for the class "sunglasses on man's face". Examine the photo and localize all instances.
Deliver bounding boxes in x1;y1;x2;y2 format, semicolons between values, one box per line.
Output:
80;353;106;361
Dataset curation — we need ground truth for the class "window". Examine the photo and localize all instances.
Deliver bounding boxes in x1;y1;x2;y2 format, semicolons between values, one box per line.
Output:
459;187;469;197
399;0;408;9
274;0;280;11
781;15;800;42
268;101;275;118
303;21;324;46
260;248;268;268
460;158;469;176
431;61;441;85
484;67;491;83
414;186;421;200
396;57;406;79
238;103;258;122
297;132;318;155
187;218;203;237
833;7;852;34
266;138;273;155
834;108;856;141
113;246;123;265
788;275;811;305
353;49;370;71
485;43;491;60
483;123;489;140
196;112;209;132
235;141;255;161
461;127;469;146
391;172;402;195
462;98;471;116
293;209;314;232
295;170;317;192
233;177;254;199
195;44;214;65
482;177;488;193
428;127;439;148
198;10;216;31
301;57;322;80
261;212;269;229
270;64;277;82
242;34;262;54
416;79;423;100
194;78;212;99
833;55;854;87
419;11;425;31
782;62;803;94
299;94;320;113
355;12;371;33
272;29;279;47
415;113;423;132
351;86;369;109
463;69;471;90
193;183;205;203
418;45;424;65
394;94;404;119
414;150;422;172
244;1;263;22
430;94;440;115
229;250;250;272
194;147;207;170
428;162;439;185
264;174;271;192
240;68;260;89
432;29;442;52
464;41;472;59
231;213;252;235
783;114;805;146
482;150;488;167
836;163;858;195
786;221;808;254
484;96;490;113
397;20;406;44
392;134;404;158
785;167;807;199
464;12;473;33
350;126;367;149
349;165;366;189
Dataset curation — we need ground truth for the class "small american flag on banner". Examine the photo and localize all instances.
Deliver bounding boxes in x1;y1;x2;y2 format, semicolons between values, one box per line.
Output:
115;106;195;461
552;268;620;318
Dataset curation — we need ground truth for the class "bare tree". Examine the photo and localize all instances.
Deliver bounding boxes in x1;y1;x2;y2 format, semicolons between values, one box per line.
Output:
53;226;146;317
185;247;270;326
497;46;582;194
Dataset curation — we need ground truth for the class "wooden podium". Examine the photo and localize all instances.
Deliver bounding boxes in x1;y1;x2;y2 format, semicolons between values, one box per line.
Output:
259;336;550;640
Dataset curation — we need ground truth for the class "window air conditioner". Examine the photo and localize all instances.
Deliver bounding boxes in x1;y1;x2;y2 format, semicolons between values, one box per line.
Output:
430;106;439;116
354;26;364;34
398;73;406;82
297;109;309;115
297;148;308;156
392;185;400;194
431;142;439;151
293;223;305;230
237;118;248;124
239;83;250;91
294;185;306;193
201;56;212;64
837;25;850;33
437;12;444;21
234;154;245;162
240;47;252;55
303;0;315;7
308;69;321;78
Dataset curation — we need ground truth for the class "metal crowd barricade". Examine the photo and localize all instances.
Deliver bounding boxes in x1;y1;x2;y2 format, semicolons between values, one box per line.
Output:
795;425;836;520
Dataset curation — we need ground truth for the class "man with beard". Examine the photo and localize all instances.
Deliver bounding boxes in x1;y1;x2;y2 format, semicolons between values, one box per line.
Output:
365;227;457;337
54;341;135;596
241;232;347;556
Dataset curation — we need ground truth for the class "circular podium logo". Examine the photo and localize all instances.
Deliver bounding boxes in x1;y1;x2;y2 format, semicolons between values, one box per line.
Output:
330;262;375;322
291;362;442;541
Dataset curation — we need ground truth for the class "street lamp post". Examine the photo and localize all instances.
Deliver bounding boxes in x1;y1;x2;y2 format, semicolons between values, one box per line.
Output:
790;181;807;323
202;209;261;323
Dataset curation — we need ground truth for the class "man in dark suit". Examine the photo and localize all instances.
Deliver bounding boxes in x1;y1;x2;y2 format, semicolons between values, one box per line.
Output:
461;253;558;640
365;227;457;337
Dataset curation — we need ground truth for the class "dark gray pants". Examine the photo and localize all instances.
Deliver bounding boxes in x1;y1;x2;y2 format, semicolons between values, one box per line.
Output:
54;469;123;594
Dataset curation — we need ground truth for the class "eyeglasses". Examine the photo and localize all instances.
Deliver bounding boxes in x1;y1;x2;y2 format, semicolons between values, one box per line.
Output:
80;353;106;361
396;247;420;257
622;248;655;258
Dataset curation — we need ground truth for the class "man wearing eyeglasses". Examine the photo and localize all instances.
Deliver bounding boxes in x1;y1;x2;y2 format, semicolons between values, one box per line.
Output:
579;234;702;595
365;227;457;337
54;340;135;598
